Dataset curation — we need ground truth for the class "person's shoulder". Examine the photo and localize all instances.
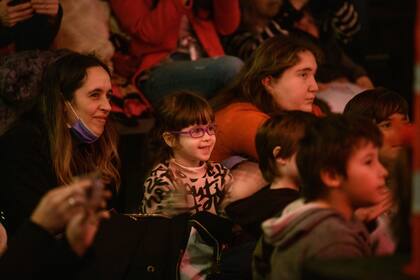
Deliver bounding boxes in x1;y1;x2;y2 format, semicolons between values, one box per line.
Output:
148;161;171;176
216;102;268;120
225;102;262;112
309;212;371;250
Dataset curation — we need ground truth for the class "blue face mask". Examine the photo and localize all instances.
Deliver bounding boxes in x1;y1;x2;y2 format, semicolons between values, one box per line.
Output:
66;102;99;144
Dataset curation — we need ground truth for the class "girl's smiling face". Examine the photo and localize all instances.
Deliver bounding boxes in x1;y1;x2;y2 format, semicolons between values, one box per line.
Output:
169;123;217;167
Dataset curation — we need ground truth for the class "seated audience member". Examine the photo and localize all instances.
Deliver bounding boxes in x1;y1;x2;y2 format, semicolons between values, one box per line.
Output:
0;0;62;52
110;0;243;106
225;111;316;238
210;35;321;204
343;87;410;255
253;114;388;279
224;0;361;60
343;87;410;164
0;52;120;236
141;91;233;279
219;111;316;280
52;0;114;70
0;49;70;136
1;178;110;280
223;0;371;112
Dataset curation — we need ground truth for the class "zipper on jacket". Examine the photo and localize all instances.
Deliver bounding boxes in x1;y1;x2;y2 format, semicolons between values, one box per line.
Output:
190;219;222;276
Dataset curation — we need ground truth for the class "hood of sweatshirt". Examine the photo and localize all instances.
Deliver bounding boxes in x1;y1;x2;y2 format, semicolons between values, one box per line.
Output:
261;203;370;250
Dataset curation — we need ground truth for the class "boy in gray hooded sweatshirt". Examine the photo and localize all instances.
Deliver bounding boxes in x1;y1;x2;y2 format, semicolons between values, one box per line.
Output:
253;114;389;280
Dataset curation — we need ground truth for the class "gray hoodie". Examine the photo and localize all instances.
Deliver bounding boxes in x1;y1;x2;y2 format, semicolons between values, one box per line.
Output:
253;203;372;280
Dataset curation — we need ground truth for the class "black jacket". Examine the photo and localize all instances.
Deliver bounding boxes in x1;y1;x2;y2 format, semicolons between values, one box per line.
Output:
77;211;232;280
1;220;82;280
0;115;118;235
0;115;57;235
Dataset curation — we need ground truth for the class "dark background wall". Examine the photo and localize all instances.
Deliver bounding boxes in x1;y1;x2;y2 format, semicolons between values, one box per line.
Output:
352;0;416;109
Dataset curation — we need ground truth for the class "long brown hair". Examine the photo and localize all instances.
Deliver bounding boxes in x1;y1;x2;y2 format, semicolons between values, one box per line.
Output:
211;34;321;115
40;53;120;188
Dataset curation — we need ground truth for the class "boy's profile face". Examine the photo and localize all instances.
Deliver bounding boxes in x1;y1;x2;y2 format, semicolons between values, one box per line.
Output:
341;142;389;209
377;113;409;161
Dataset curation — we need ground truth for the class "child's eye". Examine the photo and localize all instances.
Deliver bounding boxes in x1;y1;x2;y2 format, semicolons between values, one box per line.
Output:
191;127;201;133
208;124;217;133
190;127;204;137
378;121;392;129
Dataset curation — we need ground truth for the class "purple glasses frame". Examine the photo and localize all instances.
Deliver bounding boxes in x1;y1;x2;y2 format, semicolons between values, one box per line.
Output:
170;124;217;138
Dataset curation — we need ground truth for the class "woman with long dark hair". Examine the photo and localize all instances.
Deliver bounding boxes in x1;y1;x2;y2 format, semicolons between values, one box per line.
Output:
0;52;120;236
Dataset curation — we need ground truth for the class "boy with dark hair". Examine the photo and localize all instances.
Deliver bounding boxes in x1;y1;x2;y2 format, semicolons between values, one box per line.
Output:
225;111;316;239
343;87;410;255
253;114;389;280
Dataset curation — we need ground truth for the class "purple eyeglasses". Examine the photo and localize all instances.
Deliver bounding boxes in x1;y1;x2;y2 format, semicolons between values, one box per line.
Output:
171;123;217;138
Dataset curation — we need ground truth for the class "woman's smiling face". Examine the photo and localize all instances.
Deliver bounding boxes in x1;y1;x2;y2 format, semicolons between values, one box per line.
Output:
67;66;112;136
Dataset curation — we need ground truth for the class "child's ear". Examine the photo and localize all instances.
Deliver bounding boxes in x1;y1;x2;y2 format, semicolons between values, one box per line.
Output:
261;76;273;92
320;168;343;189
273;146;287;165
162;132;176;148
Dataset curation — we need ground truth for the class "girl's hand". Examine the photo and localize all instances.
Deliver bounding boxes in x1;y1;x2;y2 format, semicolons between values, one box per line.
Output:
0;0;33;27
161;187;192;217
30;0;58;17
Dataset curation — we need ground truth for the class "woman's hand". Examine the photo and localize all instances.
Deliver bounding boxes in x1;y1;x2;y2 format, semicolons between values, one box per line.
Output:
30;179;92;235
30;177;111;256
65;208;110;256
0;0;33;27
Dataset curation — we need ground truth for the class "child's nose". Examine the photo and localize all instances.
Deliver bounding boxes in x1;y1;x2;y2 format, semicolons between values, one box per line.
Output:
379;162;389;178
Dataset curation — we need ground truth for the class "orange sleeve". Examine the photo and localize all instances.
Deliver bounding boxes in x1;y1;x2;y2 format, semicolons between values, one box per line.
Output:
215;104;269;161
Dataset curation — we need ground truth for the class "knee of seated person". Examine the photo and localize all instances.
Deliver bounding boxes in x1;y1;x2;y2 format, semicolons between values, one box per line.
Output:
217;56;244;81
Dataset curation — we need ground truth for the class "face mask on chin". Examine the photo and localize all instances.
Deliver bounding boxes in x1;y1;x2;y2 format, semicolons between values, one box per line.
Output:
65;101;99;144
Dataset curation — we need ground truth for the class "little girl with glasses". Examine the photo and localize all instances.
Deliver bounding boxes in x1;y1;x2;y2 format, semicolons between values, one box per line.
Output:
141;91;232;216
139;91;233;279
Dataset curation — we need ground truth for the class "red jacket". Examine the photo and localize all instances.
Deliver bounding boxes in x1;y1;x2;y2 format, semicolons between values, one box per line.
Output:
110;0;240;82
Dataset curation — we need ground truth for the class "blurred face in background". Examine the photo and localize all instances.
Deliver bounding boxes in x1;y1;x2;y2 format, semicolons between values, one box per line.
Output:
377;113;409;161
